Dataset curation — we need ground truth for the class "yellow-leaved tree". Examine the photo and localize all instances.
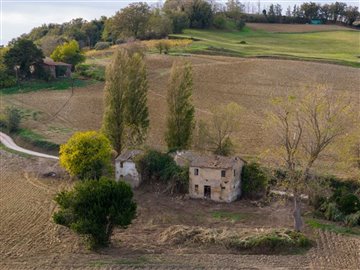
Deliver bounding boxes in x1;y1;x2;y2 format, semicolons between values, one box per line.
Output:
59;131;112;180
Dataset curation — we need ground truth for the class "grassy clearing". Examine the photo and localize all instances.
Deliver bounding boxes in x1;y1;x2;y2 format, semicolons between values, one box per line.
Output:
306;219;360;236
171;27;360;67
0;78;90;95
211;210;247;222
17;128;59;152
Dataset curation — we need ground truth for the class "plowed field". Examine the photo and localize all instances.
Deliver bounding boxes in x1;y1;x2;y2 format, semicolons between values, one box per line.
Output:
1;151;359;269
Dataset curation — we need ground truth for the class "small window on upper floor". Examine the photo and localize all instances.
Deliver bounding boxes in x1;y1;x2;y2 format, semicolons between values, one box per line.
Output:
194;168;199;175
221;170;226;177
120;162;124;168
234;169;236;176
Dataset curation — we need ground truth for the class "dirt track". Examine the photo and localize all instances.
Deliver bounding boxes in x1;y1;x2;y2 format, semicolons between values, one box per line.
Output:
1;150;359;269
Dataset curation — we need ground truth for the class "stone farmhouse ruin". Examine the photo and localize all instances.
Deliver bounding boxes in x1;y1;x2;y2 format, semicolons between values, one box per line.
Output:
115;150;245;203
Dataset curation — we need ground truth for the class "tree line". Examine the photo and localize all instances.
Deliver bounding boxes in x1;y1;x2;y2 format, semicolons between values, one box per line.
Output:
11;1;358;54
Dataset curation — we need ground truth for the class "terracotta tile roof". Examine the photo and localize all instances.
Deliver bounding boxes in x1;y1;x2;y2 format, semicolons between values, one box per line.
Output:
173;150;245;169
191;155;244;169
43;57;71;67
116;149;143;162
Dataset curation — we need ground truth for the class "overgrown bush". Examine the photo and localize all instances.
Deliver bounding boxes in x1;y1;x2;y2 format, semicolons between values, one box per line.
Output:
236;20;246;31
160;225;311;254
135;149;189;194
0;74;16;89
94;42;111;50
213;14;226;29
155;40;170;54
228;230;311;253
75;64;105;81
322;202;345;222
344;211;360;227
5;107;22;133
53;177;136;249
0;114;7;129
336;193;360;215
241;162;269;199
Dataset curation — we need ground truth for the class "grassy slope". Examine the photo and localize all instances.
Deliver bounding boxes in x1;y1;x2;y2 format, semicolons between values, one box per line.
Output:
172;26;360;67
0;78;90;95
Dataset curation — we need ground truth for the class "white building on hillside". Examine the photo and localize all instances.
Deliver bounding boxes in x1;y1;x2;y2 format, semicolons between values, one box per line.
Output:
115;150;143;188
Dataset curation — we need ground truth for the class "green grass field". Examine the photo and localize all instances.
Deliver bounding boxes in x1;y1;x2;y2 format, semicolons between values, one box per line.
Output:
172;26;360;67
0;78;91;95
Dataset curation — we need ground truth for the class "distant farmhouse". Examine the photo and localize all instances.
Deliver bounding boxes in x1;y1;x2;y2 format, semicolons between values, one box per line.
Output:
115;150;143;188
42;57;72;78
175;151;245;203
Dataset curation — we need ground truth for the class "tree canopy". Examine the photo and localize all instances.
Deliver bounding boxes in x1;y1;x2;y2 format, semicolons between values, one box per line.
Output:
165;61;195;151
3;39;44;79
50;40;85;68
59;131;112;180
53;177;137;249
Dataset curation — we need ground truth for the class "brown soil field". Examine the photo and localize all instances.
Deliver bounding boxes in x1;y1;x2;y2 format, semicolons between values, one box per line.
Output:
2;55;359;177
246;23;356;32
1;151;360;269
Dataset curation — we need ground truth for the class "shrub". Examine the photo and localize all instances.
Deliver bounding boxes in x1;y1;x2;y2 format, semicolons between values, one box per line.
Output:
135;150;189;193
5;107;22;133
322;202;344;222
238;40;247;44
0;114;7;129
337;193;360;215
155;40;170;54
228;230;311;253
75;64;105;81
213;14;227;29
94;42;111;50
241;162;269;199
236;20;246;31
344;211;360;227
53;178;136;249
59;131;112;180
0;74;16;89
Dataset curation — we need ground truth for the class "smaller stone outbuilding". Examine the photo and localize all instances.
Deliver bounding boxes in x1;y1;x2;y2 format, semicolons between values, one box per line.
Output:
42;57;72;78
115;150;143;188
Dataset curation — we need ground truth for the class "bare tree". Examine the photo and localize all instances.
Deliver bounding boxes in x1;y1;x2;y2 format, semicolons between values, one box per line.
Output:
194;102;243;156
267;86;352;231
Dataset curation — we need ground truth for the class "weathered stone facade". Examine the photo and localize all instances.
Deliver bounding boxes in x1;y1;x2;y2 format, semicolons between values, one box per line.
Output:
188;155;244;203
115;150;143;188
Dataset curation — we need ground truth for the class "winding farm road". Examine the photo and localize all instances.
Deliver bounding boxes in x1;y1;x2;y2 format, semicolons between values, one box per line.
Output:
0;132;59;160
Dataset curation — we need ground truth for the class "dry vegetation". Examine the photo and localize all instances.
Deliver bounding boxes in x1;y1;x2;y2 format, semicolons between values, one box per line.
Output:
246;23;355;32
2;54;359;177
1;150;359;269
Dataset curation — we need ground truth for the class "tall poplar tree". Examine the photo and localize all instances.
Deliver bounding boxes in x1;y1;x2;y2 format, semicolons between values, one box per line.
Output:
102;49;128;154
165;61;195;150
102;48;149;154
125;52;149;146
